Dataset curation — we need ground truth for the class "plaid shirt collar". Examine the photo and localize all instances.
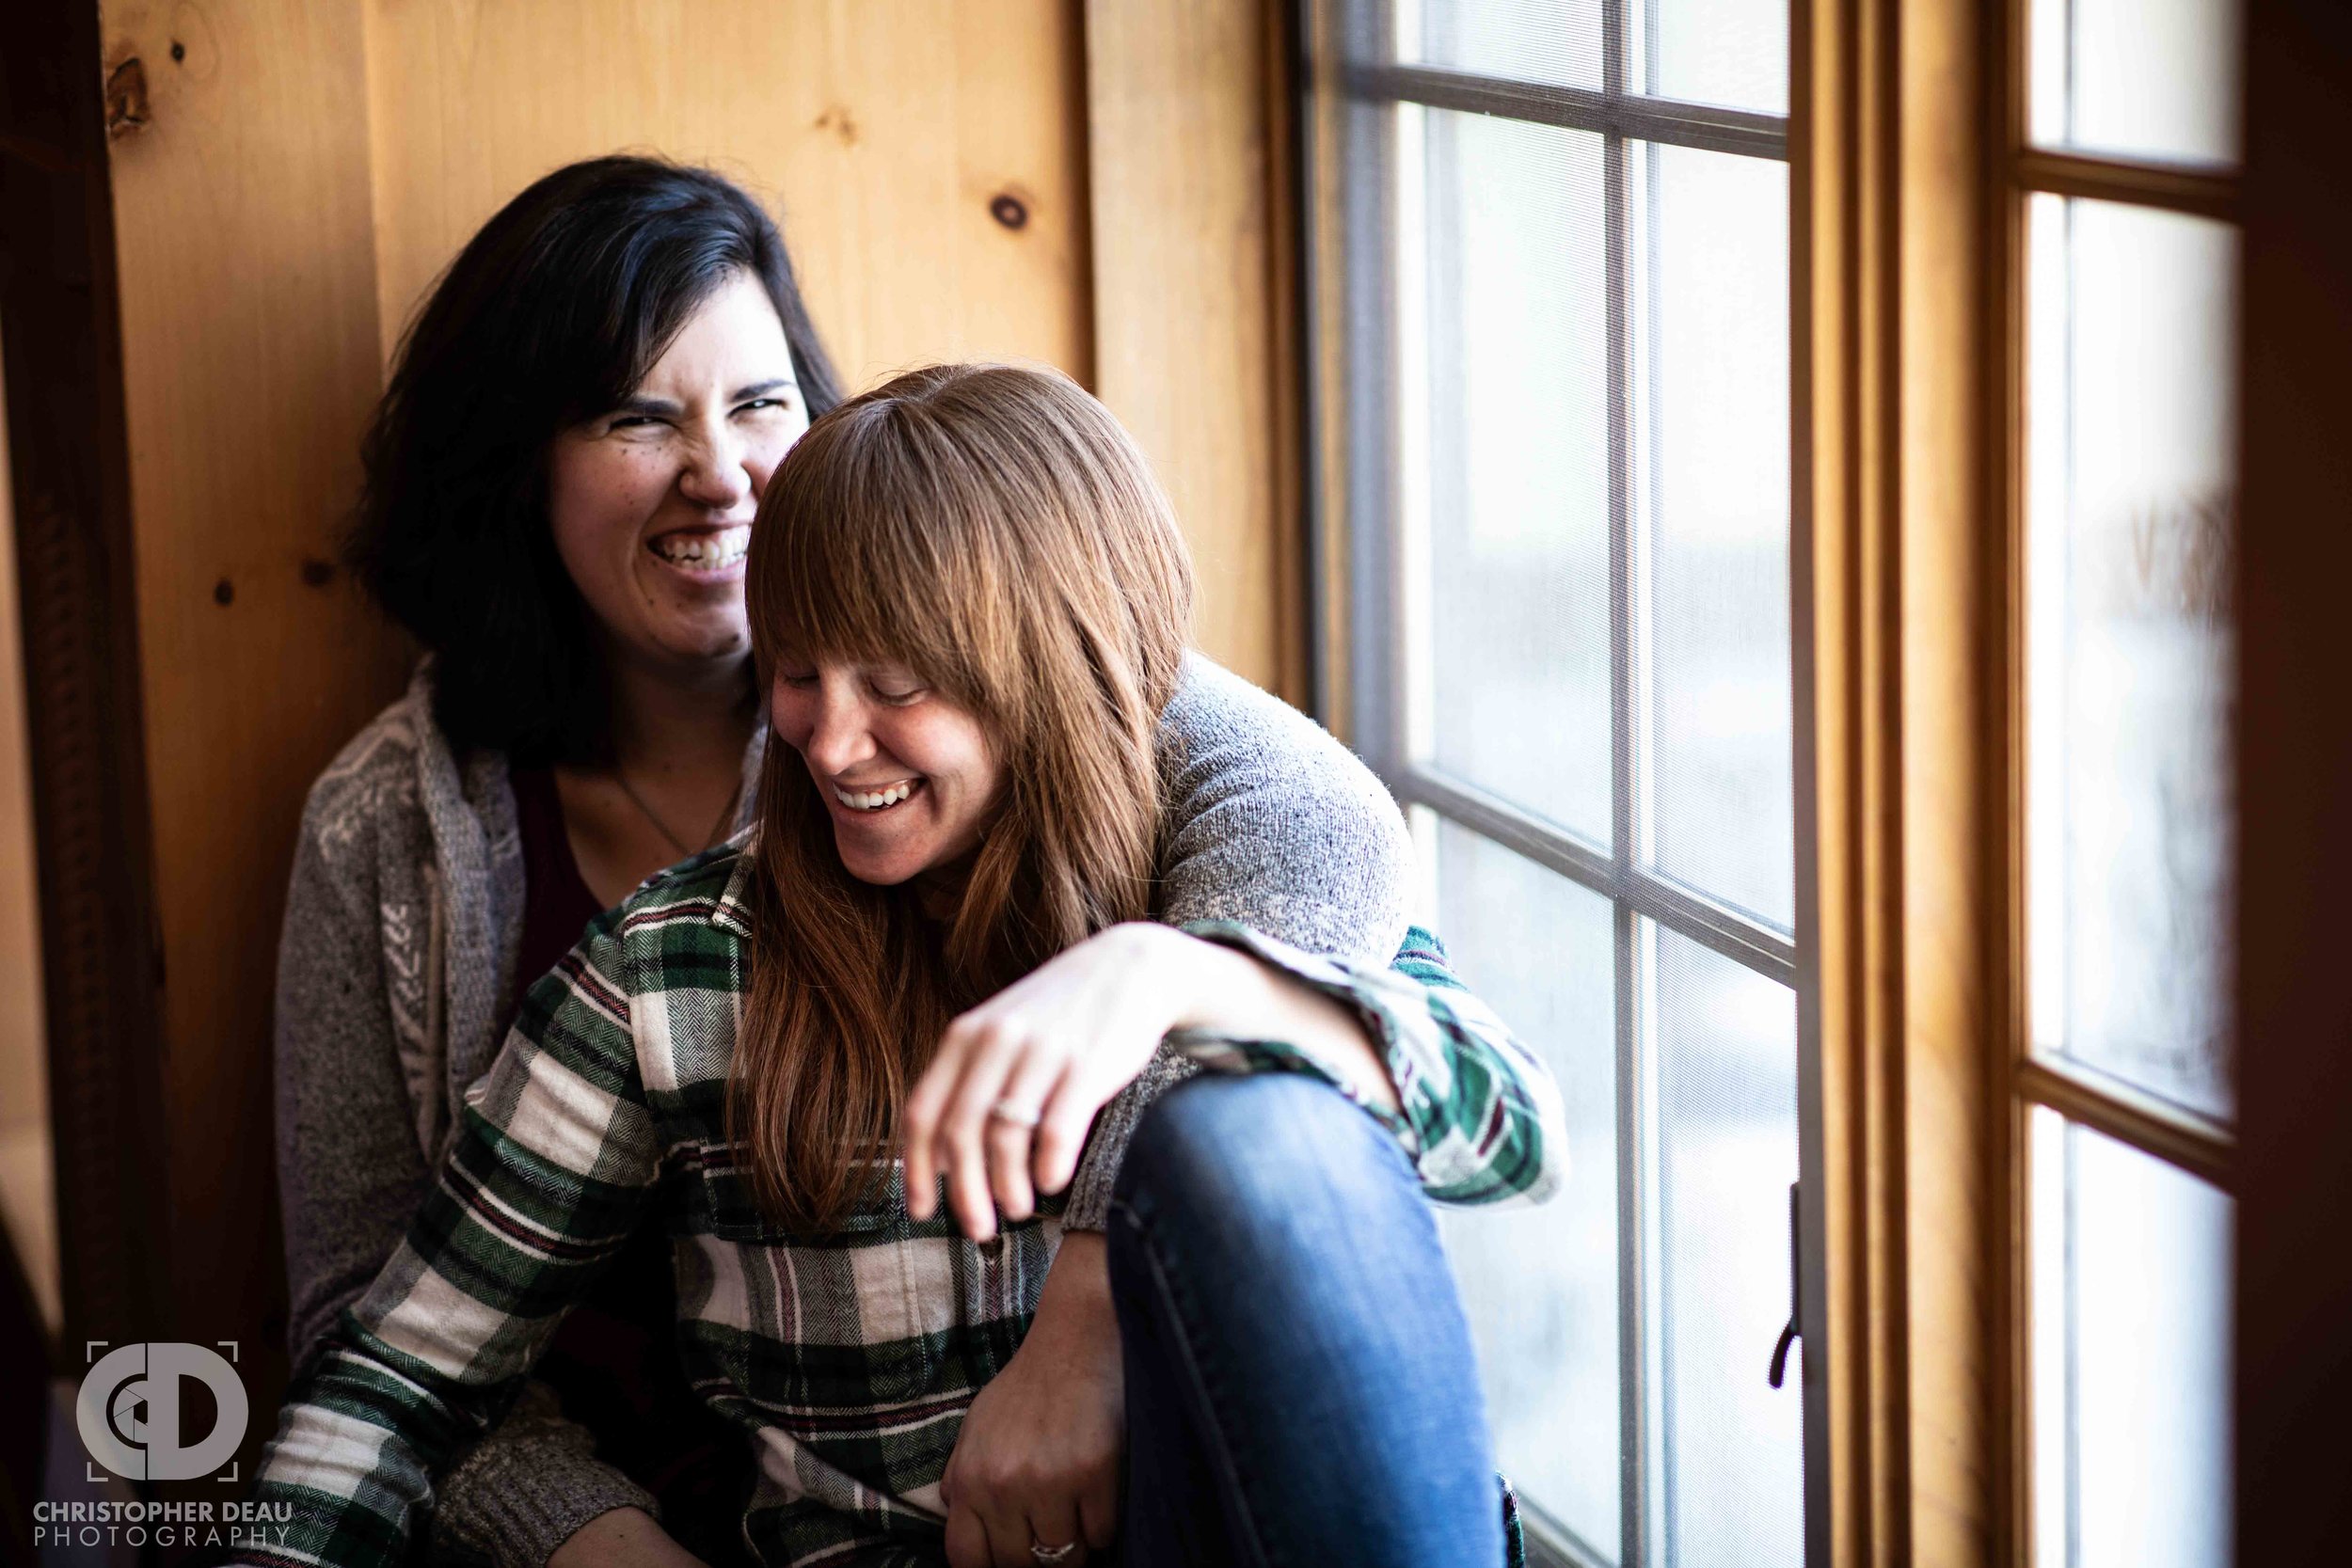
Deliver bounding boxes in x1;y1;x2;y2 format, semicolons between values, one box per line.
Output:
708;825;758;939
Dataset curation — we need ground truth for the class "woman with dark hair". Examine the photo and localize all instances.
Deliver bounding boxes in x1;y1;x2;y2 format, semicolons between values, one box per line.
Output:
249;362;1559;1568
275;164;1416;1568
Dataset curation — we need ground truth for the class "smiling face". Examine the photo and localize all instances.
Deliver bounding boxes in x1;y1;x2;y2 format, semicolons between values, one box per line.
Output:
546;271;807;679
767;656;1005;887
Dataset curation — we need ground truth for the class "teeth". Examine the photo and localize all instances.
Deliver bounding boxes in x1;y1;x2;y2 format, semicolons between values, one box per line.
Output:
651;527;751;569
833;781;916;812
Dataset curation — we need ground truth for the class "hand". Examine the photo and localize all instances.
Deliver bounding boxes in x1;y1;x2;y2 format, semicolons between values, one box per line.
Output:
903;924;1207;1241
547;1507;711;1568
903;925;1402;1241
941;1235;1123;1568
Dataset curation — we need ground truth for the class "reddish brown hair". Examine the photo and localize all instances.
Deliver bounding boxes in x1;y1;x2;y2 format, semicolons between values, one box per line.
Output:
734;362;1195;1228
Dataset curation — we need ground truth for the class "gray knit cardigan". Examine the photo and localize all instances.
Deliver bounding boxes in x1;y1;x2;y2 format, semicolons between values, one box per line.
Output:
272;651;1409;1568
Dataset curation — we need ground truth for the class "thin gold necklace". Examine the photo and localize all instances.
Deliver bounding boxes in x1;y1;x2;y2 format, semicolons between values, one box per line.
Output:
611;763;743;861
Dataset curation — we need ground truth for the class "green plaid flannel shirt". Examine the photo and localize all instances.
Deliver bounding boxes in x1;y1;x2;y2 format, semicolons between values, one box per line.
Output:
245;839;1564;1568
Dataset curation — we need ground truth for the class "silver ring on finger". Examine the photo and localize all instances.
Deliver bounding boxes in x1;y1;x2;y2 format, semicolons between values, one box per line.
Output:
1029;1542;1078;1565
989;1099;1042;1128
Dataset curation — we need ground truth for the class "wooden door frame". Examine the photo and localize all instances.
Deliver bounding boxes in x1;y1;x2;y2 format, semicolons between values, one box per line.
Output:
0;0;174;1370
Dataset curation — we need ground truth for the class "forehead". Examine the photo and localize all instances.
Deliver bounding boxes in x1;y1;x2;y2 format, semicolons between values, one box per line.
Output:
640;272;794;387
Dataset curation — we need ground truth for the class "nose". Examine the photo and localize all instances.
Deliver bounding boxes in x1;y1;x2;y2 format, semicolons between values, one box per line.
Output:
799;676;877;778
677;420;754;513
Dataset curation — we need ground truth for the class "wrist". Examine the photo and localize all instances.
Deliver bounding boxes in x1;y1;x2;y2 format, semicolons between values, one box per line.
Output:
548;1508;703;1568
1032;1232;1114;1328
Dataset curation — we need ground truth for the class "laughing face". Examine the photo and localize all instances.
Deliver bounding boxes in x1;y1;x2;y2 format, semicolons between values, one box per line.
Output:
767;657;1006;888
546;270;807;681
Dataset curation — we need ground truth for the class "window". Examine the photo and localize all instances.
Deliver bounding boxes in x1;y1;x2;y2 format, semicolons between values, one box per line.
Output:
1301;4;1802;1564
2010;1;2242;1562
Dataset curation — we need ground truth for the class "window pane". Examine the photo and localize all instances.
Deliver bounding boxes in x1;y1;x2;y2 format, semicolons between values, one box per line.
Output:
1649;0;1789;115
1410;108;1615;845
1394;0;1604;91
2029;0;2243;166
1654;927;1801;1568
1641;144;1795;928
2026;195;2237;1120
1428;820;1622;1560
2030;1110;2233;1568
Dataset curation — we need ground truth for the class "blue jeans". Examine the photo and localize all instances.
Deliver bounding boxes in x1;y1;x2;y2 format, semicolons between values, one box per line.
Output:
1105;1072;1510;1568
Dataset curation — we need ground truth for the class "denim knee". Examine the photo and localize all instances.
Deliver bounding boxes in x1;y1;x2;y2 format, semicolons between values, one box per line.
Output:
1108;1071;1410;1257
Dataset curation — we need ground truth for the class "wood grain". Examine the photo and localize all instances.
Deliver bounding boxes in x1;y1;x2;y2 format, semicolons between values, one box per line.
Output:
1898;0;1999;1560
363;0;1091;392
1793;0;2008;1561
1085;0;1304;700
100;0;407;1488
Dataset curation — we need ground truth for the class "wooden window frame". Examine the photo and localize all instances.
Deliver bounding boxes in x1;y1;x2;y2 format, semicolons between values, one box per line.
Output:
1800;0;2249;1562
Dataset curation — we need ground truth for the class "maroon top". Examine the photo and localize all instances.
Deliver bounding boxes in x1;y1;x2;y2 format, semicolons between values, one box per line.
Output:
503;765;755;1566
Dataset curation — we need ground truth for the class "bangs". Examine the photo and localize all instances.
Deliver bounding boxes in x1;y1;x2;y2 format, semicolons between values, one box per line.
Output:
745;396;1010;708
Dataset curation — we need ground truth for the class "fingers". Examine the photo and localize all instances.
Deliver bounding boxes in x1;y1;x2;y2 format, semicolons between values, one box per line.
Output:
945;1501;991;1568
973;1492;1037;1568
1025;1491;1089;1567
1031;1050;1115;1198
923;1009;1070;1241
943;1020;1023;1241
986;1050;1072;1223
1077;1465;1121;1551
906;1010;1012;1231
901;1027;968;1222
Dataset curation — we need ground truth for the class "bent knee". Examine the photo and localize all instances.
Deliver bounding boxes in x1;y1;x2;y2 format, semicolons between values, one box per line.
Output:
1111;1071;1406;1240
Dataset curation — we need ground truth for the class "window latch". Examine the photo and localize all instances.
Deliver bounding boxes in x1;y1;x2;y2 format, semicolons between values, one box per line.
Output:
1769;1180;1800;1388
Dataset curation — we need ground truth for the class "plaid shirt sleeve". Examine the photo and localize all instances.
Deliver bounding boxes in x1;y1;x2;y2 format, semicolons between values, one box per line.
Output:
1164;921;1566;1207
242;919;660;1568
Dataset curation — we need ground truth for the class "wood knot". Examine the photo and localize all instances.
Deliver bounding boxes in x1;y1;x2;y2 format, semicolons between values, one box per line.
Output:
988;192;1029;231
300;558;335;587
104;56;151;139
813;105;859;148
212;578;233;606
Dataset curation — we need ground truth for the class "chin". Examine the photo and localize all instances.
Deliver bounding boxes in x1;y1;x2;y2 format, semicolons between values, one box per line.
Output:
833;841;920;887
650;620;754;667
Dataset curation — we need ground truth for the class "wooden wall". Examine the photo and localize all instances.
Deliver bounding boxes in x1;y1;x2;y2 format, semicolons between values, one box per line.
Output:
18;0;1295;1492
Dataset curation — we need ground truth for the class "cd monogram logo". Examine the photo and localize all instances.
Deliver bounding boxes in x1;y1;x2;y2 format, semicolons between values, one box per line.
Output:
75;1342;250;1482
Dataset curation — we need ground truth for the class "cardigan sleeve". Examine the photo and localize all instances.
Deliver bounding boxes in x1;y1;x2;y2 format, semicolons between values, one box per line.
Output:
274;783;659;1568
1058;653;1413;1230
257;883;663;1568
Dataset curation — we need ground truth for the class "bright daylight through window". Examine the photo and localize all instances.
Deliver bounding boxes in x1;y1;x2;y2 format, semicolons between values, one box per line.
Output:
1307;3;1797;1564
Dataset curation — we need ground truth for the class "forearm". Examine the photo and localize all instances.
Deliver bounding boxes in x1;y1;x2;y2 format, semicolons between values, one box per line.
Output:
1164;936;1401;1114
1059;932;1394;1234
1164;922;1567;1208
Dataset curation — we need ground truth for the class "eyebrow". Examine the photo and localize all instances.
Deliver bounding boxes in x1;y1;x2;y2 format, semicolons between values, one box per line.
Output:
730;378;796;403
610;378;799;419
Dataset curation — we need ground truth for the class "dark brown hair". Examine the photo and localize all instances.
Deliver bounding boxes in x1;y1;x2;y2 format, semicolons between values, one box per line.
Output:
347;155;843;764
